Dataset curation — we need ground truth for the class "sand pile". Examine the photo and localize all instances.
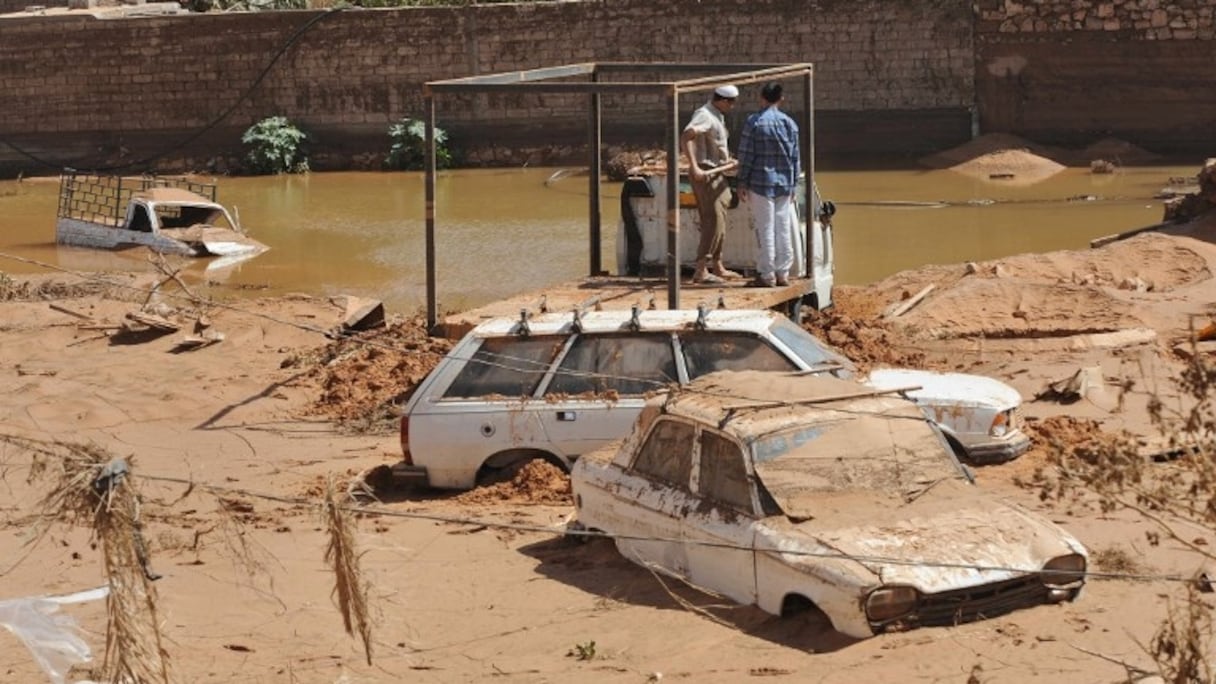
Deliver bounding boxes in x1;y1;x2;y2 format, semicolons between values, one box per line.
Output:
949;149;1066;185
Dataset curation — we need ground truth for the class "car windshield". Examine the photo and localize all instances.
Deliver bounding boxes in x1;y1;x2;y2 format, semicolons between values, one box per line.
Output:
751;410;965;519
768;318;855;375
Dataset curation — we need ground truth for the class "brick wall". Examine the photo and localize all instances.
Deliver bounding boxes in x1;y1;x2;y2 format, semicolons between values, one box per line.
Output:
0;0;974;176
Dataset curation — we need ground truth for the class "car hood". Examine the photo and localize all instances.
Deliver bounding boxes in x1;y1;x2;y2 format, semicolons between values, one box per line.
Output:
759;480;1085;593
862;368;1022;411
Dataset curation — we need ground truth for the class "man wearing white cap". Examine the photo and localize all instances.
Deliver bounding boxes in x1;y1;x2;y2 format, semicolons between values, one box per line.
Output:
680;84;741;284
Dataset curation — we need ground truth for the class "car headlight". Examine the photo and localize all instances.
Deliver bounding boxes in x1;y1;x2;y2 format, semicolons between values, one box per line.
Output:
1041;553;1087;587
865;586;919;622
989;410;1011;438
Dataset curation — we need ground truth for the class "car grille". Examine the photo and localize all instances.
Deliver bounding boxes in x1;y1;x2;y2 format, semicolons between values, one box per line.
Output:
914;576;1051;627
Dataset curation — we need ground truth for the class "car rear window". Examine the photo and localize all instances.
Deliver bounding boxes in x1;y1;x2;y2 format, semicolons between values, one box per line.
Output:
680;332;797;381
442;336;565;399
768;318;854;374
547;333;676;396
631;419;694;486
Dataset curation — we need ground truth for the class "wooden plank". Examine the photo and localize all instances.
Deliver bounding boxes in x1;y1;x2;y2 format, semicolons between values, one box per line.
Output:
886;284;935;318
441;276;809;340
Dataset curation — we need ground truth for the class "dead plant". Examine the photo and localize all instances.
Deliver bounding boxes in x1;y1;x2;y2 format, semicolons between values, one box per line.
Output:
323;477;374;665
1044;333;1216;679
32;440;171;684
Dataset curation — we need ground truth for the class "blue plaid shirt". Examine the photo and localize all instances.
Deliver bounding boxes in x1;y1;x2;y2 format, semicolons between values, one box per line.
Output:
737;106;800;198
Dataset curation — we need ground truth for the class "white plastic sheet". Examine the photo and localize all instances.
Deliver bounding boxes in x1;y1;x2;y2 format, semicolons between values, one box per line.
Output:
0;585;107;684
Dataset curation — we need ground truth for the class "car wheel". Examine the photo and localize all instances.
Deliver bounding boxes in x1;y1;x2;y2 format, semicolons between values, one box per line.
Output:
780;594;833;630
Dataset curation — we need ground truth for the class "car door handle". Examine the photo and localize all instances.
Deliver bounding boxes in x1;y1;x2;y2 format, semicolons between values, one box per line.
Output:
556;411;577;422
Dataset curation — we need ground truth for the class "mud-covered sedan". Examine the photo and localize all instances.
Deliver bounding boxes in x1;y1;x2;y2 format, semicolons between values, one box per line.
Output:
569;370;1087;637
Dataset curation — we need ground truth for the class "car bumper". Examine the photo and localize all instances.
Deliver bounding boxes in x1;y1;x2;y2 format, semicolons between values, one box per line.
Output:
958;430;1032;465
390;462;429;483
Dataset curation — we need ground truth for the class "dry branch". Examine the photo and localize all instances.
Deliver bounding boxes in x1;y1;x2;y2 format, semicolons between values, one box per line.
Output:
323;478;374;665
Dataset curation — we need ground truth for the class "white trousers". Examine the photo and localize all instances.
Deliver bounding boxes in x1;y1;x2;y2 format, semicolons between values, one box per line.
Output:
748;191;793;281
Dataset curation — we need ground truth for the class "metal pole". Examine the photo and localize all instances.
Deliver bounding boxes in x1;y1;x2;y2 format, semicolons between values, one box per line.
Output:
589;70;603;277
666;89;680;310
425;93;438;334
803;68;815;282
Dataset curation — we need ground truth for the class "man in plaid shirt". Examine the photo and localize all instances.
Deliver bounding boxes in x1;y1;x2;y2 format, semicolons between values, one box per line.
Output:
737;81;800;288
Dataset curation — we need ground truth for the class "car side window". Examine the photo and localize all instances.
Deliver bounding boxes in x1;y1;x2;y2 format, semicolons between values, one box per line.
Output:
547;333;676;396
680;332;797;381
698;429;753;513
631;419;694;487
442;336;565;399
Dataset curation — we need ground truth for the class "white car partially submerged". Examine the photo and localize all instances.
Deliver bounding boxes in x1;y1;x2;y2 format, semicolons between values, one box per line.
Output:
396;308;1029;490
570;370;1087;637
56;172;268;264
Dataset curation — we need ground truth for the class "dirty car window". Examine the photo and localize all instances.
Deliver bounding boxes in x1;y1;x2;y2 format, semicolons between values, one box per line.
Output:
443;336;564;398
680;332;797;380
548;333;676;396
631;419;695;487
768;318;854;374
698;430;753;512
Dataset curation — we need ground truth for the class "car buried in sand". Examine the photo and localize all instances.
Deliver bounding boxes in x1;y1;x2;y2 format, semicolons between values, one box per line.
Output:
394;308;1030;490
568;370;1087;637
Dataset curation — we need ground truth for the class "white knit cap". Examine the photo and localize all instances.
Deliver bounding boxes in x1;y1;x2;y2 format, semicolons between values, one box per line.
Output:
713;84;739;99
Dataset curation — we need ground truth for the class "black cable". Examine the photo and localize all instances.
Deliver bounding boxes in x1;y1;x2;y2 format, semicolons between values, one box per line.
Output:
0;6;348;174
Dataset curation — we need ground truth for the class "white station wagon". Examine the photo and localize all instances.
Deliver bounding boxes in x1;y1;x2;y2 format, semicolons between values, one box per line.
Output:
396;309;1029;489
570;370;1087;637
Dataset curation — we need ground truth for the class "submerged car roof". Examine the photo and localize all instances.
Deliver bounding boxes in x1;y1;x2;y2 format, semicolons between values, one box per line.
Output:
133;187;221;206
469;309;782;337
660;370;927;441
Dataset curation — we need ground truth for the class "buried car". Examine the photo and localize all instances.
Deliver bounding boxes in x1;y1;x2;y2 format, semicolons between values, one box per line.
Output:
569;370;1087;637
396;308;1028;490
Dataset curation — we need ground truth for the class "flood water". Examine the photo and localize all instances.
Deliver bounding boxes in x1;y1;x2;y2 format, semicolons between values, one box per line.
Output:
0;165;1191;314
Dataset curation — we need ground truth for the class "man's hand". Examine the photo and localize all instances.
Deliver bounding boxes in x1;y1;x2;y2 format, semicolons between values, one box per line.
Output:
689;165;707;182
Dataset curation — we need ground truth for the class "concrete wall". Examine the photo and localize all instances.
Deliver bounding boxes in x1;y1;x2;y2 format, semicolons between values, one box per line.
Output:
0;0;974;176
974;0;1216;154
0;0;1211;178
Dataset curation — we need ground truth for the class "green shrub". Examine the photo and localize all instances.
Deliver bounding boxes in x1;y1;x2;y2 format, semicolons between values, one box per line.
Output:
387;117;452;171
241;116;309;175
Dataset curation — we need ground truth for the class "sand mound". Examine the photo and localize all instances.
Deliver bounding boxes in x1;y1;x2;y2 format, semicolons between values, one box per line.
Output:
302;316;452;430
454;460;573;505
861;233;1211;340
919;133;1068;170
949;149;1067;185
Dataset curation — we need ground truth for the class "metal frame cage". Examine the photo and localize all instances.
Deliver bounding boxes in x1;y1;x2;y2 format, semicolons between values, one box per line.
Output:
422;62;816;331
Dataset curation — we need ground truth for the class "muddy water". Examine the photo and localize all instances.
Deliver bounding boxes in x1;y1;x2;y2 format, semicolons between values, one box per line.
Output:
0;165;1191;313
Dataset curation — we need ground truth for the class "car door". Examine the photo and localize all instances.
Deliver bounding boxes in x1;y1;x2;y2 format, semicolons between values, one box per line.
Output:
683;427;758;605
408;334;565;488
537;332;677;458
612;417;697;579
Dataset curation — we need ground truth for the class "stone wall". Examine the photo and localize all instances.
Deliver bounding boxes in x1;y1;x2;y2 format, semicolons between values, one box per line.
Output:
1;0;1212;178
0;0;974;176
974;0;1216;153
